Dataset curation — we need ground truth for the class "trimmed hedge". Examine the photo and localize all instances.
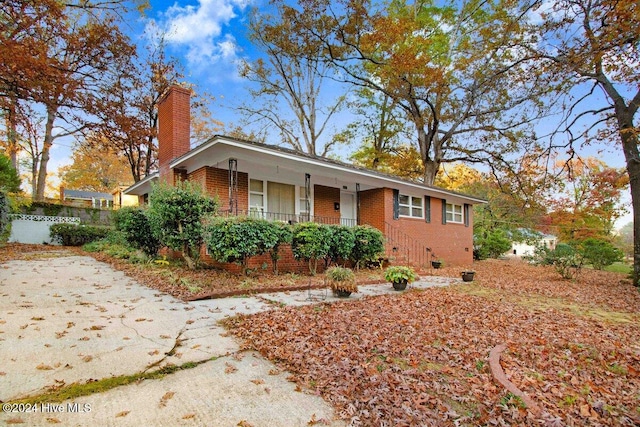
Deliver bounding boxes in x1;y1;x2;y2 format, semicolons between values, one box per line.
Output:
0;191;9;241
291;222;333;275
351;225;385;268
205;216;289;274
325;225;356;267
50;223;111;246
113;207;160;256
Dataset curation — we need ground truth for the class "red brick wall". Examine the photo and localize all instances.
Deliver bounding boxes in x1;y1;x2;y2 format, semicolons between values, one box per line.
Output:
384;194;474;266
188;166;249;213
313;185;340;222
157;86;191;182
358;188;389;232
202;244;324;274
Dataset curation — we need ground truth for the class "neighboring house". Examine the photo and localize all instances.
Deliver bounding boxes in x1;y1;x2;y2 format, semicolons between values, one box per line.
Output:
112;185;138;209
60;188;113;209
124;86;486;270
506;230;557;258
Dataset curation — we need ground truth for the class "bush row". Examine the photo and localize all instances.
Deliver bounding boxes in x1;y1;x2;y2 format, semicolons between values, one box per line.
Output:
204;219;384;275
82;182;385;274
50;223;111;246
526;238;624;279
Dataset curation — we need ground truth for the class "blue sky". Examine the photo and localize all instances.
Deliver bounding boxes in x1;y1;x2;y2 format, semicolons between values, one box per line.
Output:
49;0;632;227
140;0;261;127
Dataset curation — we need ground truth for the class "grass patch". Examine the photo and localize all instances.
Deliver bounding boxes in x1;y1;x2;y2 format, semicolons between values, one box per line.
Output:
454;283;639;324
604;262;632;274
5;358;214;406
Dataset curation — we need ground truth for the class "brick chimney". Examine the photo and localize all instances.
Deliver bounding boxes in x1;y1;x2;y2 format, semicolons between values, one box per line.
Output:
157;85;191;183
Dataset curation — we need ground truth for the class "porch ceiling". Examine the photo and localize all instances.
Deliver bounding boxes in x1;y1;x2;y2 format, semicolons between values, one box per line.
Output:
174;139;381;192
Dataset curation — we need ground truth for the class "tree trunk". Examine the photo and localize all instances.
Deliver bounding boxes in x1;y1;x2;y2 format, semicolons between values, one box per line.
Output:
36;105;56;201
620;124;640;286
31;159;38;199
423;159;439;186
5;98;19;170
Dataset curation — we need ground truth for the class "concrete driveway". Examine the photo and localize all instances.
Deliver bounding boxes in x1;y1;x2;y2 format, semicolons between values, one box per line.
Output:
0;252;457;426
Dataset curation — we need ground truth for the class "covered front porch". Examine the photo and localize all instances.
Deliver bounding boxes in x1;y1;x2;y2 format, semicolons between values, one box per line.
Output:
170;137;388;228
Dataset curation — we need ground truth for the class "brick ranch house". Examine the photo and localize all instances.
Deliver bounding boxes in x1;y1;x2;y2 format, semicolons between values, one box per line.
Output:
124;86;486;271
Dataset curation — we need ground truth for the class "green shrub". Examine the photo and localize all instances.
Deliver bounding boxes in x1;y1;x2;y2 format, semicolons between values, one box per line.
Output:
147;182;218;269
205;216;284;274
548;243;583;279
524;244;553;265
474;229;512;259
350;225;385;269
325;225;356;267
291;222;332;275
113;207;160;256
0;191;9;241
577;238;624;270
50;223;111;246
384;265;418;283
83;231;147;262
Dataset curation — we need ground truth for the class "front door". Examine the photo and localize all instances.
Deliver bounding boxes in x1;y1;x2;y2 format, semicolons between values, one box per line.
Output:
340;192;356;226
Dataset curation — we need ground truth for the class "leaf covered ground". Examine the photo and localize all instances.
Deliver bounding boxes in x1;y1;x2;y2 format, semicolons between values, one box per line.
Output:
226;260;640;426
2;244;638;425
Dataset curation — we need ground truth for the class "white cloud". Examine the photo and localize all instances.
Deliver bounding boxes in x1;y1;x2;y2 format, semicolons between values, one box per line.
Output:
146;0;249;70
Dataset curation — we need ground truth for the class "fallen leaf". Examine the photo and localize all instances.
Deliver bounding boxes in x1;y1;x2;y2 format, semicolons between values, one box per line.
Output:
159;391;175;407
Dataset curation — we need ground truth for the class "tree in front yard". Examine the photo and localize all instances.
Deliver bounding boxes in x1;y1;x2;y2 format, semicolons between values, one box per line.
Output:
147;181;218;269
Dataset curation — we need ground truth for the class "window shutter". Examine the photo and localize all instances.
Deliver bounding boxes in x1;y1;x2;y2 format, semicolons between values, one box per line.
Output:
392;189;399;220
442;199;447;224
424;196;431;223
464;203;470;227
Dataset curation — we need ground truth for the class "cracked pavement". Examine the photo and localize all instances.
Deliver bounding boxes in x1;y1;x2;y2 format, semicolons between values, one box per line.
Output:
0;255;342;426
0;254;458;426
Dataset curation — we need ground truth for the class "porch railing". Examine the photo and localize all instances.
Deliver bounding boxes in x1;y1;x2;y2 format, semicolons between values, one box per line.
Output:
220;210;358;227
384;221;432;268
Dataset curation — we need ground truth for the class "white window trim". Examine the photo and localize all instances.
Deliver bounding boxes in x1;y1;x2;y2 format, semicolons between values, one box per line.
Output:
297;185;313;216
399;194;424;219
446;202;464;224
248;178;314;217
249;178;266;217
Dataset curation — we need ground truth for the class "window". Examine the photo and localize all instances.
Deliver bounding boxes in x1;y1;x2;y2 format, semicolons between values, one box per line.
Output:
446;203;463;223
249;179;297;221
398;194;423;218
267;182;295;218
249;179;265;217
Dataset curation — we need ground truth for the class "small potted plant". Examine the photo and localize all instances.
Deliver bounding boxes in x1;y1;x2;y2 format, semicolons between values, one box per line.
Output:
326;266;357;297
461;270;475;282
384;265;418;291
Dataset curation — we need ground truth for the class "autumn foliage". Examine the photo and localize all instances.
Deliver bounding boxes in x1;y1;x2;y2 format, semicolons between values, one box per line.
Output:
227;260;640;426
